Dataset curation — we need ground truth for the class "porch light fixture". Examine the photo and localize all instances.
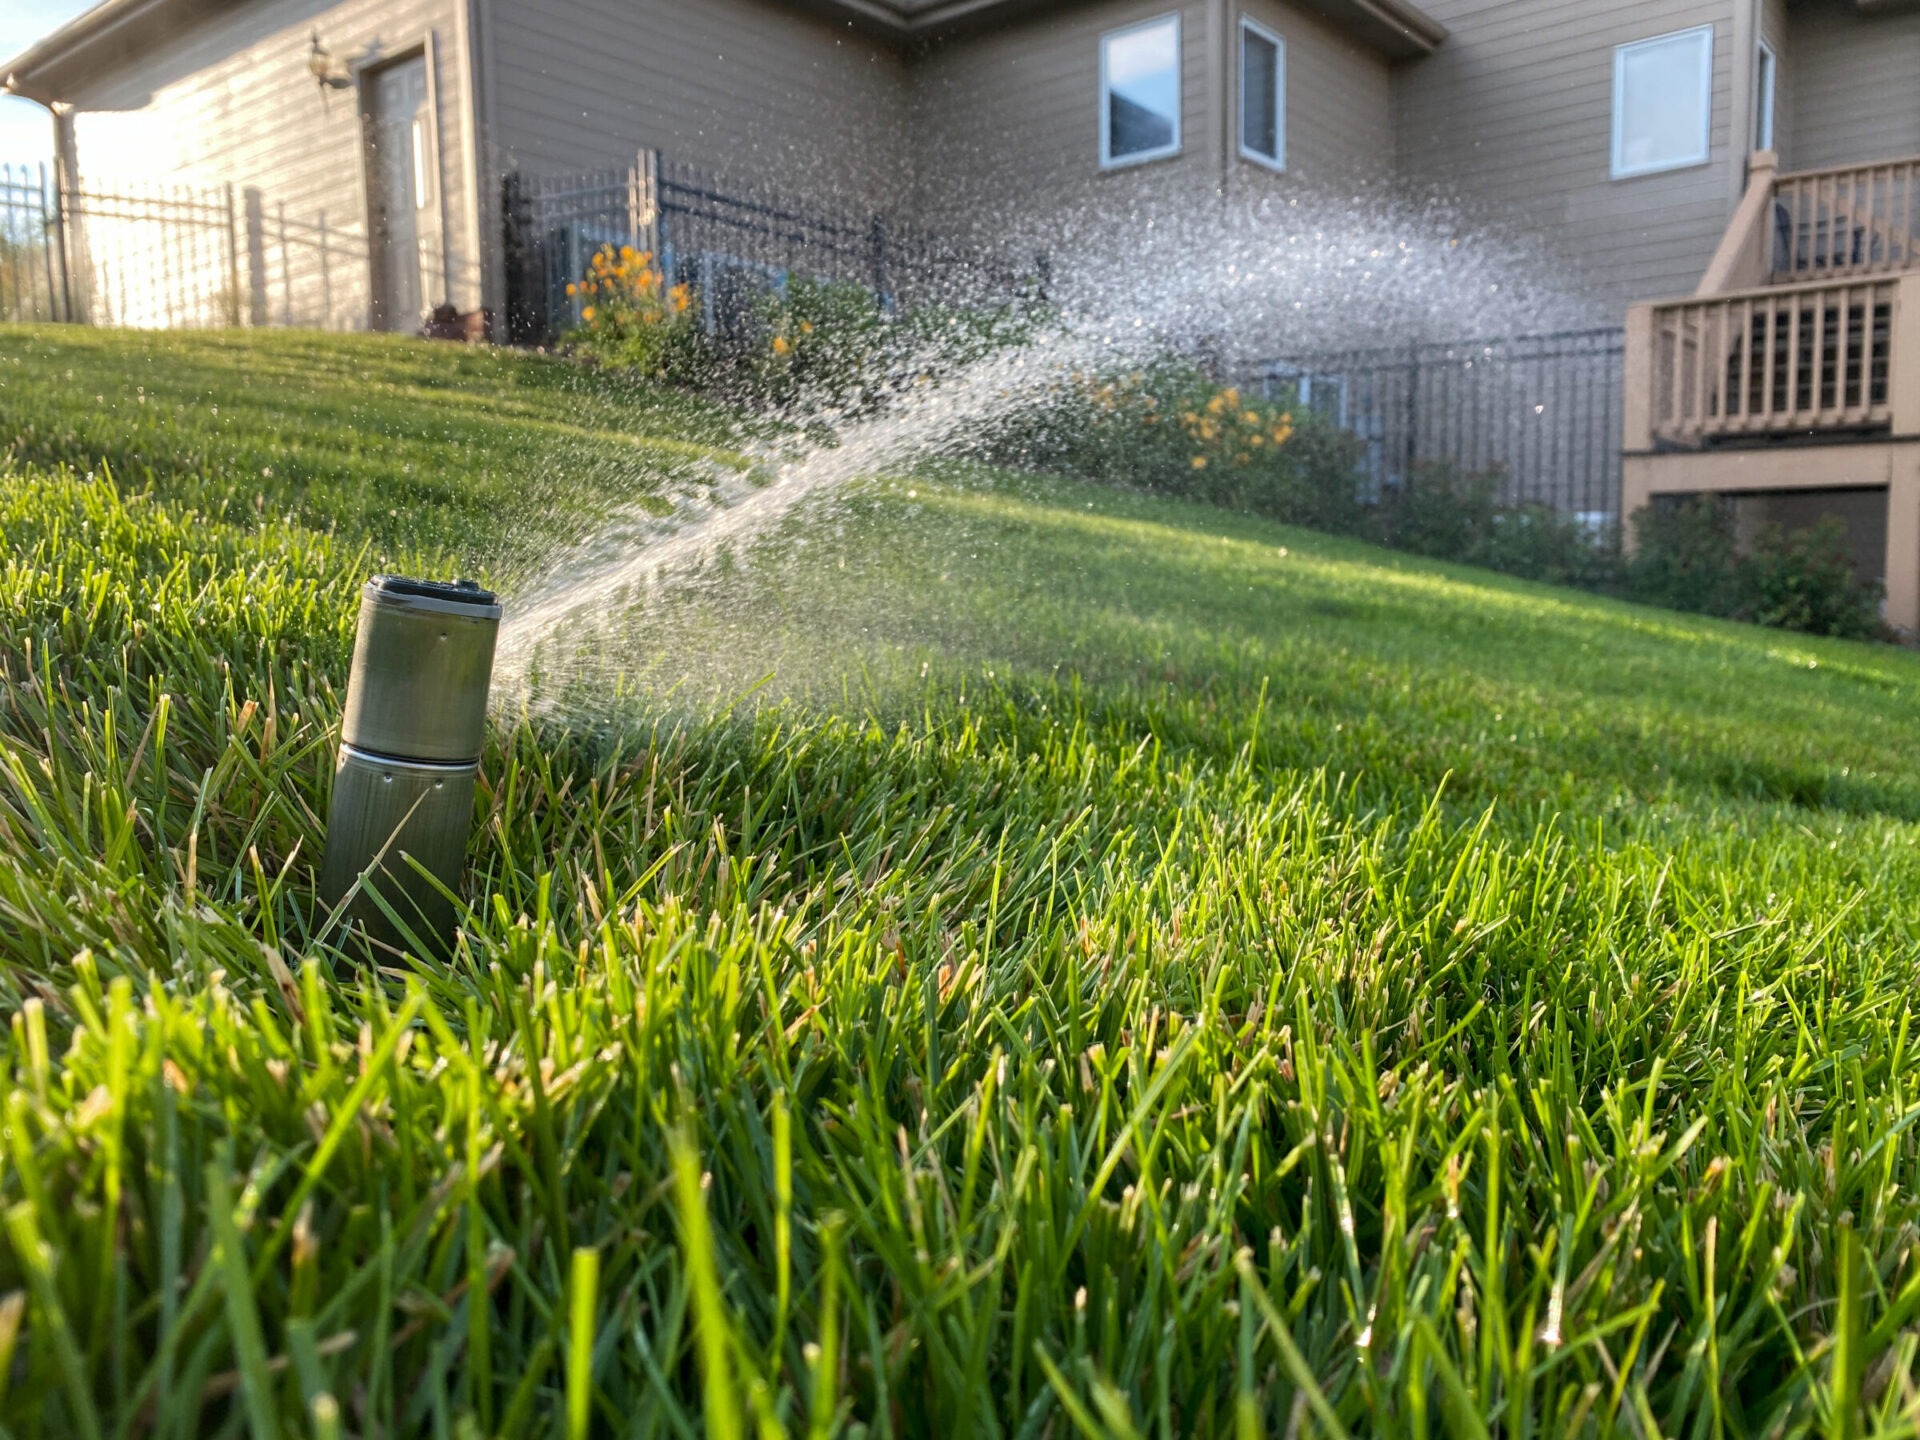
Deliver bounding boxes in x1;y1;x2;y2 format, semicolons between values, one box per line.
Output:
308;32;353;99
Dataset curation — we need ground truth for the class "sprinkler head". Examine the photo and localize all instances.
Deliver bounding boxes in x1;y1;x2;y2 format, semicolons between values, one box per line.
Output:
321;575;502;959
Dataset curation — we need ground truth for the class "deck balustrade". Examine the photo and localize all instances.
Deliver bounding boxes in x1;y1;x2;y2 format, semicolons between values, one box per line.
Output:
1773;157;1920;280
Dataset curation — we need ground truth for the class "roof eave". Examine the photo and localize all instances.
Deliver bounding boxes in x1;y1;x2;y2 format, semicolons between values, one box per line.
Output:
798;0;1446;54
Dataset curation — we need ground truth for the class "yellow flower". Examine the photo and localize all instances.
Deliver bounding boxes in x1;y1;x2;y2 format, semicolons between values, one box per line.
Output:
619;245;638;263
1191;455;1208;469
772;335;791;356
1221;387;1241;408
581;305;596;322
565;282;577;296
800;320;815;334
669;284;692;314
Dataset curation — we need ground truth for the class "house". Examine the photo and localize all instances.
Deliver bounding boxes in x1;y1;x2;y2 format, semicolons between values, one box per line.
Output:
7;0;1920;624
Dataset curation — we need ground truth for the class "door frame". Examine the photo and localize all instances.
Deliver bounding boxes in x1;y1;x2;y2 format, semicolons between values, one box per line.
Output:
356;35;449;332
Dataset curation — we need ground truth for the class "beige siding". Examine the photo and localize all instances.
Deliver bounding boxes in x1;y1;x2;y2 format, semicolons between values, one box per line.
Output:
482;0;910;212
907;0;1392;241
1231;0;1394;190
907;0;1212;241
1395;0;1738;316
66;0;477;327
1787;0;1920;171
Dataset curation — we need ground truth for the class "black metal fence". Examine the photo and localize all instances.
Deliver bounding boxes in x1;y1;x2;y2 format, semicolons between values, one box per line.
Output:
1255;327;1627;522
0;164;73;322
503;154;1046;345
0;166;367;330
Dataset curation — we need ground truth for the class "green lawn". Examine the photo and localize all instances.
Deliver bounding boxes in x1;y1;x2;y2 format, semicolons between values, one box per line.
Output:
3;327;1920;1437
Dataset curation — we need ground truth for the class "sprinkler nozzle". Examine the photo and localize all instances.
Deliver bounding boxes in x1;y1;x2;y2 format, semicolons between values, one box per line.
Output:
321;575;501;958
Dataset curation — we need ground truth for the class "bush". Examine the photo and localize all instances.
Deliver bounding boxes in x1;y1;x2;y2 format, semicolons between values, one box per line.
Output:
993;361;1370;532
1623;496;1743;617
747;276;895;414
1736;517;1886;640
1625;498;1886;641
564;245;708;385
1382;464;1619;589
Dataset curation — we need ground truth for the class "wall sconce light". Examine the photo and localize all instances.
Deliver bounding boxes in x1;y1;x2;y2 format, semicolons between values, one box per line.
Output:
308;31;354;102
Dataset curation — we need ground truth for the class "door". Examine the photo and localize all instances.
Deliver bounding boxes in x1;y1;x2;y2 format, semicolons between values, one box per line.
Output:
366;55;442;331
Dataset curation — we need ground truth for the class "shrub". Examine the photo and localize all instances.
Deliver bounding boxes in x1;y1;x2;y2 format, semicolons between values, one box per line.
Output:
993;361;1370;532
748;276;895;414
1625;498;1886;640
1737;517;1886;640
1624;496;1743;617
1382;464;1619;589
565;244;708;384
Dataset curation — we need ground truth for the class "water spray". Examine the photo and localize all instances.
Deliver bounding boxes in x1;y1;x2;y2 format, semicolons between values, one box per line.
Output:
321;576;501;957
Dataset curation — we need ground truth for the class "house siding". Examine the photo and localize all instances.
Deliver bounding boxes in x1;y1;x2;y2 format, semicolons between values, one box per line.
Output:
481;0;911;213
906;0;1393;242
64;0;478;326
1787;0;1920;172
1231;0;1394;189
906;0;1212;242
1394;0;1738;316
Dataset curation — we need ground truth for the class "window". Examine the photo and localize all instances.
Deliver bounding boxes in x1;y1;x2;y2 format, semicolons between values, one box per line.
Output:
1101;15;1181;167
1239;18;1286;170
1755;40;1777;152
1611;26;1714;179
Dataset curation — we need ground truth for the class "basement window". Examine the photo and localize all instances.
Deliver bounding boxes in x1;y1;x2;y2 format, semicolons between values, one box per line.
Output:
1239;18;1286;170
1612;26;1715;179
1101;14;1181;168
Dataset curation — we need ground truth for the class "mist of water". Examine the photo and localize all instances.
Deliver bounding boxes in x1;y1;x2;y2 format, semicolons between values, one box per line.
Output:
491;182;1599;710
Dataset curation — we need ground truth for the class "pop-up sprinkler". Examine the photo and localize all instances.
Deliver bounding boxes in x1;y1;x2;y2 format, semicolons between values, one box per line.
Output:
321;575;501;956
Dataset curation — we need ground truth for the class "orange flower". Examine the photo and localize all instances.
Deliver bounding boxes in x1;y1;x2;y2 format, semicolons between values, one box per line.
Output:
565;282;577;297
771;335;791;356
1191;455;1208;469
581;305;596;322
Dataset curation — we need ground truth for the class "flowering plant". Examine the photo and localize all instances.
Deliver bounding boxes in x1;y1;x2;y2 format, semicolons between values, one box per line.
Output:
565;244;703;381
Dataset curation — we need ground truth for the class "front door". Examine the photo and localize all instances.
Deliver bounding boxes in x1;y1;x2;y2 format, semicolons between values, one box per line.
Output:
366;56;441;331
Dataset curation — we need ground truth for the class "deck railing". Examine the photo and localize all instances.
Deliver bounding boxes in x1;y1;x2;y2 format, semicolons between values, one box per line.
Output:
1773;156;1920;280
1632;275;1913;447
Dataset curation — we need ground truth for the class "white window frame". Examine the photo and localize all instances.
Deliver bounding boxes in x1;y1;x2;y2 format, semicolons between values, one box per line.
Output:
1755;39;1777;153
1610;25;1716;180
1238;16;1287;172
1100;13;1183;170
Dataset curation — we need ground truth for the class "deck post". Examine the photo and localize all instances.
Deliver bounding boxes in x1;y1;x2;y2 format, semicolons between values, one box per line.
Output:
1890;273;1920;437
628;148;660;262
1622;304;1655;455
1885;459;1920;637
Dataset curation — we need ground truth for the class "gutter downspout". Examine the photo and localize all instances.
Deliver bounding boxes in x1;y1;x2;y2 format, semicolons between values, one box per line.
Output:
464;0;506;340
1210;0;1231;200
1728;0;1759;209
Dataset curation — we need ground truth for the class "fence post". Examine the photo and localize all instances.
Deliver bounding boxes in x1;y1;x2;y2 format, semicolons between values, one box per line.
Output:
870;215;889;311
46;160;75;323
1403;343;1420;485
629;149;661;260
223;183;242;326
243;186;267;327
278;200;291;325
